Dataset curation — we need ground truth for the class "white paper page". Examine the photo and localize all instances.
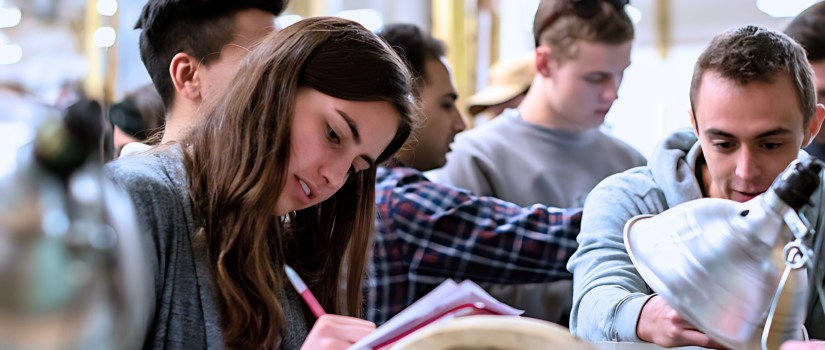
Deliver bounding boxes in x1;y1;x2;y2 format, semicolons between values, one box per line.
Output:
349;279;523;350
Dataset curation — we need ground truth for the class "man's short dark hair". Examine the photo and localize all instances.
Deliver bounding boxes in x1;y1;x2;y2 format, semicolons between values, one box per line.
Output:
532;0;634;62
135;0;287;109
378;23;446;92
784;1;825;62
690;25;816;126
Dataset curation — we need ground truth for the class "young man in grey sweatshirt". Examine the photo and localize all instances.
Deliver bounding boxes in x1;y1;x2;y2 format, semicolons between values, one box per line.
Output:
568;25;825;347
438;0;645;209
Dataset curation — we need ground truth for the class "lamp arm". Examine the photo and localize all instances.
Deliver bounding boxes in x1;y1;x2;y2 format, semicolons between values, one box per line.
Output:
783;210;815;241
760;239;814;350
760;209;816;350
763;265;796;350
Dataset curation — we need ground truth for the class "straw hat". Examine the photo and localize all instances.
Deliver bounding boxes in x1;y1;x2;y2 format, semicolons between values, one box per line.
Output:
468;55;536;115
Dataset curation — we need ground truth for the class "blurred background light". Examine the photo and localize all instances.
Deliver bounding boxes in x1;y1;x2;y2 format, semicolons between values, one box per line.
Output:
625;4;642;24
335;9;383;32
757;0;820;17
96;0;117;16
276;14;302;29
0;42;22;65
93;26;115;48
0;121;33;175
0;5;21;28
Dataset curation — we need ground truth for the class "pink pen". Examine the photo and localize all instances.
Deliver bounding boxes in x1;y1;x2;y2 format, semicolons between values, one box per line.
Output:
284;264;327;318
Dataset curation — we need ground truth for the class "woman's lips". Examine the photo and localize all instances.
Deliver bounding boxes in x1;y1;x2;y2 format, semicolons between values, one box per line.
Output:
296;176;312;204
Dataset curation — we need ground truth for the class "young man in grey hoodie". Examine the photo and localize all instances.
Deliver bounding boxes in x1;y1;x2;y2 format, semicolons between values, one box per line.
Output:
568;25;825;347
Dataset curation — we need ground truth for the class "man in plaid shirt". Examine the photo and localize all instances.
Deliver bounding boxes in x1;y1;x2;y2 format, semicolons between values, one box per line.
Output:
366;24;582;325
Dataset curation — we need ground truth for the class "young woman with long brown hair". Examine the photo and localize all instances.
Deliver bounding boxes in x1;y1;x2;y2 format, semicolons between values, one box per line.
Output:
107;17;418;349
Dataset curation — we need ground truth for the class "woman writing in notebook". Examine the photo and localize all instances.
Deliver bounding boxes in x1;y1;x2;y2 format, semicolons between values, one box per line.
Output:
107;17;418;349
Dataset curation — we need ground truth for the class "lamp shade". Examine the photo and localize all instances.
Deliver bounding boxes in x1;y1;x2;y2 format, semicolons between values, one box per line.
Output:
624;158;822;349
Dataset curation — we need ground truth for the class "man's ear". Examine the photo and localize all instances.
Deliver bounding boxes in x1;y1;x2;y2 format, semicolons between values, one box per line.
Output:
802;104;825;147
689;108;699;137
169;52;201;102
535;46;553;78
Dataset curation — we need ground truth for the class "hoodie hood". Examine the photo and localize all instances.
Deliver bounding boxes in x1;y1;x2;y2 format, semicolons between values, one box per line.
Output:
649;128;705;208
650;128;822;219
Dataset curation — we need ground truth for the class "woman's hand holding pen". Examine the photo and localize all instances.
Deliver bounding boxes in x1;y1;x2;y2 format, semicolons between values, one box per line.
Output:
286;265;375;349
300;314;375;350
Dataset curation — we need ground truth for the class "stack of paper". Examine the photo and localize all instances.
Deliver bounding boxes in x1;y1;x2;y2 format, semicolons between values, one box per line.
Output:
349;279;523;350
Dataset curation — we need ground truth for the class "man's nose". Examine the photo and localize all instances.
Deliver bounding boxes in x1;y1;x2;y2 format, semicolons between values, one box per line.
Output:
452;107;466;133
734;148;761;181
601;77;620;101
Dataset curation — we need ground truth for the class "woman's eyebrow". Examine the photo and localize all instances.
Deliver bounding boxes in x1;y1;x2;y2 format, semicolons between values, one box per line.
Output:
336;109;361;144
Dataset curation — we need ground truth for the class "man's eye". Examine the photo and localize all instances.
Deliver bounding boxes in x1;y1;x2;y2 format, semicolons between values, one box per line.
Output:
762;142;782;150
713;141;733;149
584;75;607;83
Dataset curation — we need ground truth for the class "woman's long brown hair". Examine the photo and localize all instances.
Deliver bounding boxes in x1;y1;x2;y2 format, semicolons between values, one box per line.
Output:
182;17;417;348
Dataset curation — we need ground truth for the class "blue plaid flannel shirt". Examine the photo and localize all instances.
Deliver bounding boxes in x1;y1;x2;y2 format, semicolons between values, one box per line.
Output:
365;165;582;325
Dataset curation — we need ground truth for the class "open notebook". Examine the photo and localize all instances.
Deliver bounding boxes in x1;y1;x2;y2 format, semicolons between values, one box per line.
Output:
349;279;523;350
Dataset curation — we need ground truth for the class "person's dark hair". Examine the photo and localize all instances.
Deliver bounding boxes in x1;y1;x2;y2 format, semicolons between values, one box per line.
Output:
532;0;634;61
135;0;287;109
785;1;825;62
182;17;418;349
109;84;164;142
689;25;816;126
378;24;446;91
52;99;105;174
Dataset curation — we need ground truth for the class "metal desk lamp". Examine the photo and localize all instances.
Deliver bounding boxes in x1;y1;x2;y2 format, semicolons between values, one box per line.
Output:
0;104;149;349
625;157;824;350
